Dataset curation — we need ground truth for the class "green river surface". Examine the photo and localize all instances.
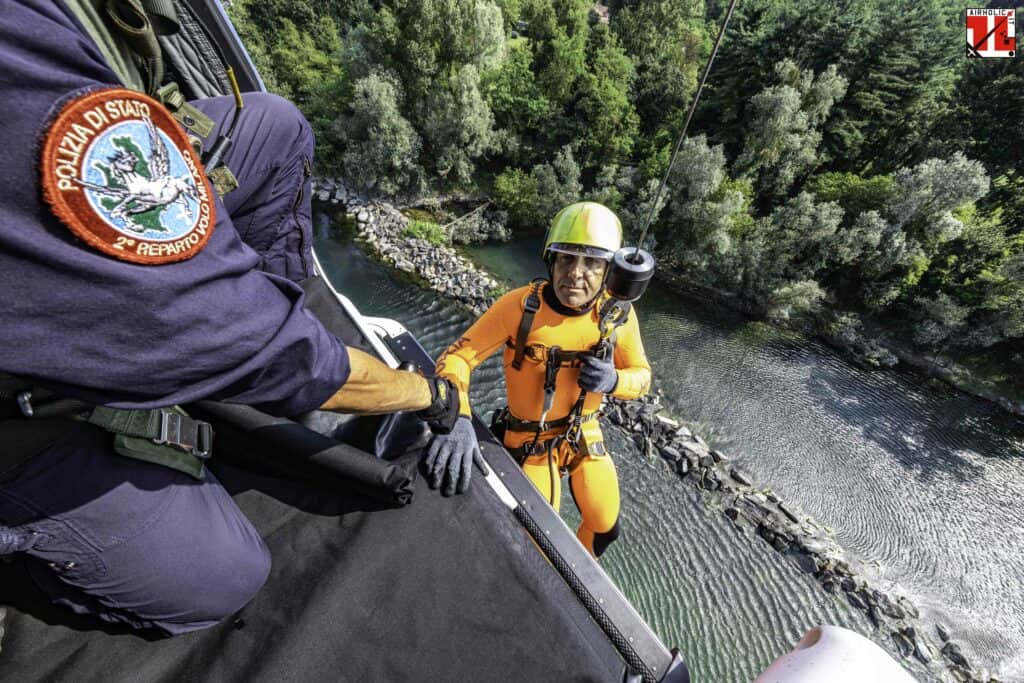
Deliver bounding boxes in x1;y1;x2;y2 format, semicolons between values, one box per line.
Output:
315;224;1024;683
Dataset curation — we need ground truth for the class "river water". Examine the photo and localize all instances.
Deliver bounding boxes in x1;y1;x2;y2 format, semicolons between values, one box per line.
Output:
315;226;1024;682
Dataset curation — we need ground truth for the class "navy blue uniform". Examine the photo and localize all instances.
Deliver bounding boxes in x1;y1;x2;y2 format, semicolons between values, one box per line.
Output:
0;2;349;632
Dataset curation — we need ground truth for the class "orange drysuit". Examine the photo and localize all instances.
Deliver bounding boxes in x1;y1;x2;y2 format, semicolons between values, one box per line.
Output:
435;282;651;556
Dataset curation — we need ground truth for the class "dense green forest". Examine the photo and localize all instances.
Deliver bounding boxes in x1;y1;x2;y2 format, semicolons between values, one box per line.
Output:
227;0;1023;391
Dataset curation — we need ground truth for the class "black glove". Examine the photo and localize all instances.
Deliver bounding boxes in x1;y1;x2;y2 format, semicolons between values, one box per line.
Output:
425;416;490;496
578;353;618;394
417;375;460;434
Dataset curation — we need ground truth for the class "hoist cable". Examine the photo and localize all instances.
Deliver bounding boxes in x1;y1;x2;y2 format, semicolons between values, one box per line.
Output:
634;0;742;259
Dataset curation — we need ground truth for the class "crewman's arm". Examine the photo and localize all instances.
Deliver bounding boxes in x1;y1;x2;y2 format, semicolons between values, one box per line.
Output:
319;348;432;413
435;290;521;416
0;4;349;418
610;310;652;400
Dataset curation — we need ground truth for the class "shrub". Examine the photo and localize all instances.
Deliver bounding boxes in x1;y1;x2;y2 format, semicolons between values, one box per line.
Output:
403;219;448;246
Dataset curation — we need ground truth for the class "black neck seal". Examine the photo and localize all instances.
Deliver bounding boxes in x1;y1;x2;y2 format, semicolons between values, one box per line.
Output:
542;281;597;317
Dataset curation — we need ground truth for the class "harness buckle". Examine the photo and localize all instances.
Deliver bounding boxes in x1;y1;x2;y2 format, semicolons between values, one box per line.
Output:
16;391;34;418
523;290;541;314
154;410;213;460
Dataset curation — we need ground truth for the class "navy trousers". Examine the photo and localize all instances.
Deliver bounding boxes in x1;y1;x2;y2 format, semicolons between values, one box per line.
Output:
0;93;316;633
192;92;316;281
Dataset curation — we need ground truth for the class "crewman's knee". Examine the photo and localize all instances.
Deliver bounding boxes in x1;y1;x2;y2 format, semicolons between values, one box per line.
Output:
242;92;314;154
203;533;269;621
22;500;272;635
151;518;272;634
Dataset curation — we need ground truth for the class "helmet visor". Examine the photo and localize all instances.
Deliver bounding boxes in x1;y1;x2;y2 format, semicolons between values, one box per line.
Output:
547;242;615;261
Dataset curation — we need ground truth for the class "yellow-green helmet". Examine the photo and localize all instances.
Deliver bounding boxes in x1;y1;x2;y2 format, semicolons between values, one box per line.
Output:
543;202;622;261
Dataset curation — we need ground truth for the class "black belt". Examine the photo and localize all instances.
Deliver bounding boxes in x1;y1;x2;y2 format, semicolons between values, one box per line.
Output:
504;410;601;433
505;342;590;366
507;436;606;469
0;377;213;480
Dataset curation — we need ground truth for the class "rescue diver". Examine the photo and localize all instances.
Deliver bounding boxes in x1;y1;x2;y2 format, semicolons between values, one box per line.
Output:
427;202;652;557
0;2;460;634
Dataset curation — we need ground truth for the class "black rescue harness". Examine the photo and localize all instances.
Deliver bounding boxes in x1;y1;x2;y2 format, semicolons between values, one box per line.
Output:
494;281;631;497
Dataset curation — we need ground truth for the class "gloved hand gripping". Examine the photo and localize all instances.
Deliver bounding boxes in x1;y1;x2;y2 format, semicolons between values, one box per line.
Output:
577;353;618;394
424;416;490;496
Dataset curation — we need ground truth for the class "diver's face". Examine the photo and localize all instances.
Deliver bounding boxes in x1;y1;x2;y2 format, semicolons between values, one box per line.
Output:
551;252;607;308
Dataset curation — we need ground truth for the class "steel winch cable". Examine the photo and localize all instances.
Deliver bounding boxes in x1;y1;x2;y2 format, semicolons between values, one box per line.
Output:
632;0;742;261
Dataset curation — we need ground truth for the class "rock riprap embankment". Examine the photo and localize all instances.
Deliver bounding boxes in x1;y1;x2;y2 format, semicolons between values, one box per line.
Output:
314;178;499;314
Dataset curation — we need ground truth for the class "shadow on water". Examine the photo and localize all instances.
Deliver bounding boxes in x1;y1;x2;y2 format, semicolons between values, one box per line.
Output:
803;354;1023;484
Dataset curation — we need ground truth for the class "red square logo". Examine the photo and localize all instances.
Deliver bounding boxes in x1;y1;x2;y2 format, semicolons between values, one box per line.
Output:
967;9;1016;58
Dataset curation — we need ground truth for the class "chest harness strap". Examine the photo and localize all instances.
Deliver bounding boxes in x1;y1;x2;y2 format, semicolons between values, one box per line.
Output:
510;278;545;371
500;287;632;476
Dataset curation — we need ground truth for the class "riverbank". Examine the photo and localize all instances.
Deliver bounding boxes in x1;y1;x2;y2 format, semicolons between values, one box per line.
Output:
653;261;1024;421
315;179;1001;682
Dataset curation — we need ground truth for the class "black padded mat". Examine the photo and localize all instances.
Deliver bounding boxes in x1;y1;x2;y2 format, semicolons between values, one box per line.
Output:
0;455;629;682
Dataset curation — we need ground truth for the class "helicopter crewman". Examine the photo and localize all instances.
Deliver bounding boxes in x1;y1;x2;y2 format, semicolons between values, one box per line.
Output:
0;1;459;634
426;202;652;557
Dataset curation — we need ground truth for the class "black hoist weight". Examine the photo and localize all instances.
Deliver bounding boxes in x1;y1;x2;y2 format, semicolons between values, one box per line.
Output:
605;246;655;303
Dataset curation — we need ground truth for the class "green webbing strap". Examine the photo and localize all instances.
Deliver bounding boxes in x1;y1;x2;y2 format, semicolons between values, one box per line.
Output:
88;406;212;480
88;405;166;439
104;0;168;95
137;0;178;34
0;375;210;480
64;0;147;92
155;82;215;137
512;279;545;371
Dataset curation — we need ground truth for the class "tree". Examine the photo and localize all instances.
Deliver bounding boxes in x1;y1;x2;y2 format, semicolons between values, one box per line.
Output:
942;56;1024;233
423;65;499;185
270;18;343;103
828;209;886;269
821;0;960;172
338;74;423;194
736;60;847;200
696;0;961;174
766;280;826;322
533;145;583;218
568;23;639;167
807;172;894;222
885;153;989;247
770;193;845;279
608;0;708;138
481;40;555;161
493;145;581;228
912;292;968;349
227;0;347;103
919;209;1024;350
660;135;751;272
493;168;539;227
520;0;588;104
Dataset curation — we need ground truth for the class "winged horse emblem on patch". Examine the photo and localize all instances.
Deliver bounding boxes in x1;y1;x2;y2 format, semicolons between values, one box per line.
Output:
75;115;199;233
